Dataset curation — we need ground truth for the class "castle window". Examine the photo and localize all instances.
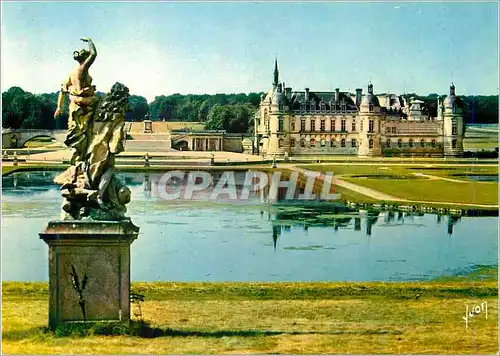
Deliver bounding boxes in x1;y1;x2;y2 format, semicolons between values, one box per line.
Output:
352;121;356;132
392;127;397;134
452;122;458;135
431;139;436;148
278;103;284;111
341;138;346;147
351;138;357;148
300;119;306;132
398;139;402;148
320;102;326;111
386;126;391;133
409;139;414;148
311;120;316;132
452;139;457;149
341;119;346;132
330;139;336;147
420;139;425;148
369;139;374;149
310;139;316;148
360;120;363;132
368;120;374;133
291;139;295;147
300;103;306;112
321;139;326;147
386;139;391;148
278;139;284;148
369;103;374;112
291;120;296;131
320;120;325;132
278;118;284;132
330;119;335;131
300;139;305;147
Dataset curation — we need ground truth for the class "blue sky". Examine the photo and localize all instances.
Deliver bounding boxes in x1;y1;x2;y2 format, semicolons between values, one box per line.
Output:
2;1;498;102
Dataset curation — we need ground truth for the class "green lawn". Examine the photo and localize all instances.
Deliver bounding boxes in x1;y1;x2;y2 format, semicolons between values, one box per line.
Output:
343;177;498;205
299;164;498;179
2;277;498;354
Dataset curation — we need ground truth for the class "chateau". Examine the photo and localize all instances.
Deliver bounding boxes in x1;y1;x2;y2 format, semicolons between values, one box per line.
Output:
254;60;465;157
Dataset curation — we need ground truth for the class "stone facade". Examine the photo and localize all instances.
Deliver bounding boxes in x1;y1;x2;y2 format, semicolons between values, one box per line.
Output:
255;60;465;157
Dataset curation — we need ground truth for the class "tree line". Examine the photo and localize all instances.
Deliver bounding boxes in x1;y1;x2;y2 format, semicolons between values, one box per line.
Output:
2;86;498;134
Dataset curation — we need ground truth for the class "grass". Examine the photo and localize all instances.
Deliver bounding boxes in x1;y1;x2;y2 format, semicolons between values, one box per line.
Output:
2;275;498;354
342;177;498;206
24;137;58;148
299;164;498;178
298;163;498;206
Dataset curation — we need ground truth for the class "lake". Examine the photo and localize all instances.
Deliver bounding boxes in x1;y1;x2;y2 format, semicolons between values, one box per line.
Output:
1;171;497;282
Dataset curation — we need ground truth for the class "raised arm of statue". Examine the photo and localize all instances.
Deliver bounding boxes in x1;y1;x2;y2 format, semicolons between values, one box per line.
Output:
80;38;97;71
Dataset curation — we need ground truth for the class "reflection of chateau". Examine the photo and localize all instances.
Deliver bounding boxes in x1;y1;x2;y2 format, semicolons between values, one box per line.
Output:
268;207;462;244
254;59;465;157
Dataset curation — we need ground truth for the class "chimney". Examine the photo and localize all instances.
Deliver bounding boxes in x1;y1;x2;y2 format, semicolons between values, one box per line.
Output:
355;88;362;106
450;83;455;96
285;87;292;100
335;88;340;102
305;88;310;102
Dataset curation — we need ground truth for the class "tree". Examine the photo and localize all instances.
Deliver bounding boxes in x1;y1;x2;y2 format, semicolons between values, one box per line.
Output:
204;103;253;133
126;95;148;121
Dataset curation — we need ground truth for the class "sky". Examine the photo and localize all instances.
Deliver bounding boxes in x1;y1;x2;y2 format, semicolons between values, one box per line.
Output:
1;1;499;102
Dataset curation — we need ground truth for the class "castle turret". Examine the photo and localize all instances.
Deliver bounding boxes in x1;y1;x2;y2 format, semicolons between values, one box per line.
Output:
267;60;290;156
358;83;382;156
442;83;464;156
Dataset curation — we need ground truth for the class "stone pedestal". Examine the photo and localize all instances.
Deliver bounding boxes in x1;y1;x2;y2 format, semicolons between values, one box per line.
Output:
39;220;139;330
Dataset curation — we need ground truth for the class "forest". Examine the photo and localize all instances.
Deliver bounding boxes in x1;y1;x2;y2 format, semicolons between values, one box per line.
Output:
2;86;498;134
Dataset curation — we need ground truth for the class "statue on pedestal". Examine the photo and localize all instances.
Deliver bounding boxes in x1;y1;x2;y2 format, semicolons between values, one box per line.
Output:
54;38;131;221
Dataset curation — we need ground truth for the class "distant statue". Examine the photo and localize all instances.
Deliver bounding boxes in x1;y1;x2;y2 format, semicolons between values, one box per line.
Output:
53;38;131;221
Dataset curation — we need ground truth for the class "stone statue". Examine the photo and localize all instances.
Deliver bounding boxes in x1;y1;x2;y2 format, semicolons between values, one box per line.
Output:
54;38;98;165
53;38;131;221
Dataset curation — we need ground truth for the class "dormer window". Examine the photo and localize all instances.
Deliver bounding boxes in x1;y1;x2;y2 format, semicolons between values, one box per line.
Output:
300;103;306;112
369;103;374;112
320;102;326;112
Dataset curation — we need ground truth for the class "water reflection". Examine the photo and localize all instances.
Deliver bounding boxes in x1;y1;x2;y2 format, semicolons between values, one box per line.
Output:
260;205;463;242
2;170;497;282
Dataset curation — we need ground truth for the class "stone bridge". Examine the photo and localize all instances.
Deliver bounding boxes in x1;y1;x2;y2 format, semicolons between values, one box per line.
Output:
2;129;67;148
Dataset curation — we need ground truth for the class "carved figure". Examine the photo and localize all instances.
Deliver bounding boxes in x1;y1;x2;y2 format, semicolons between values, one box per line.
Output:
53;38;131;221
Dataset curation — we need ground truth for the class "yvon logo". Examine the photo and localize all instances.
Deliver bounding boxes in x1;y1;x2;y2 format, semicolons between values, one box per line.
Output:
463;301;488;329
